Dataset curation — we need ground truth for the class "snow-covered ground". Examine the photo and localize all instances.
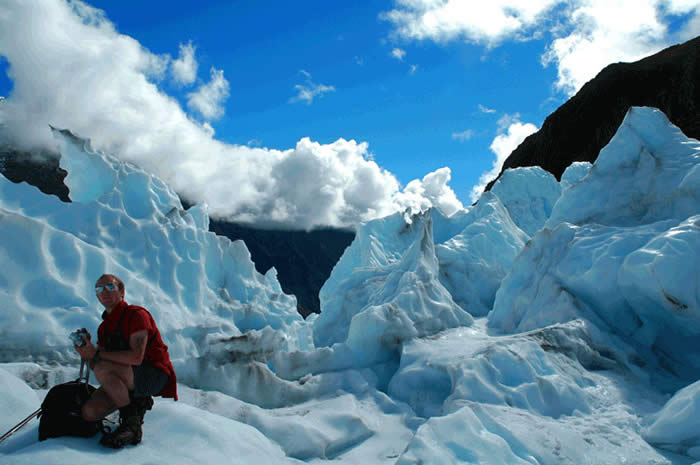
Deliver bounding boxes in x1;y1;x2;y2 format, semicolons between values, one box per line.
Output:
0;107;699;464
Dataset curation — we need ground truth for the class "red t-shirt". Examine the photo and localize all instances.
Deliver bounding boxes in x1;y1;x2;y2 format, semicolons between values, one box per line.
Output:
97;300;178;400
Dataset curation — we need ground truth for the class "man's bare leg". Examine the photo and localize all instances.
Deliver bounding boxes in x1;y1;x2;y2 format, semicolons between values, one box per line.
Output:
84;360;135;420
82;388;118;422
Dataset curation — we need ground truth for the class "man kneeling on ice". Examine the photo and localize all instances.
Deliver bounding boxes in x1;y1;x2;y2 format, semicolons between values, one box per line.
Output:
74;273;177;448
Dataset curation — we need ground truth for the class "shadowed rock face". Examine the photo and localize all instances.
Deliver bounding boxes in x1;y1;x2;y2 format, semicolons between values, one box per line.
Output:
0;147;70;202
208;220;354;318
484;35;700;192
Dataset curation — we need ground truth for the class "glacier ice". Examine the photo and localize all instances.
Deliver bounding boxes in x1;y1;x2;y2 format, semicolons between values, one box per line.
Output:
546;107;700;228
0;107;699;464
490;166;561;236
435;191;529;317
0;127;312;384
643;380;700;459
490;108;700;391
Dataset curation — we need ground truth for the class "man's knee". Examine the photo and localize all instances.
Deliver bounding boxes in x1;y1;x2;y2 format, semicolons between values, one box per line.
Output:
81;402;101;422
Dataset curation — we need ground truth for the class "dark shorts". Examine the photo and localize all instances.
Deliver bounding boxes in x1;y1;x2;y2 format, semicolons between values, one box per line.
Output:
132;363;168;397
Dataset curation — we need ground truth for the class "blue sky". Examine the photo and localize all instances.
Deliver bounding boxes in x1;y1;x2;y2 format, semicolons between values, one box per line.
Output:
79;0;560;196
0;0;698;229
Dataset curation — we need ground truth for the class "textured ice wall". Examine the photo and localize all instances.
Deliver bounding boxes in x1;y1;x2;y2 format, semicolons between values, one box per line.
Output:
560;161;592;190
489;107;700;387
309;162;570;377
643;379;700;459
313;211;472;356
490;166;561;236
0;128;310;370
435;192;528;317
546;107;700;228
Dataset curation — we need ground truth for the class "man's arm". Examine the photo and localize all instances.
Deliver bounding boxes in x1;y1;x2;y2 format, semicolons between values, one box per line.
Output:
97;329;148;366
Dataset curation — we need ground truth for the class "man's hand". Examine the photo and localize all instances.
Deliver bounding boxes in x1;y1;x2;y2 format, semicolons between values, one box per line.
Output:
75;332;98;360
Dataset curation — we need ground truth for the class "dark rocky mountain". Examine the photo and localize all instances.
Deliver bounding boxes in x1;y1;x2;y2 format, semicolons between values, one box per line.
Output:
0;147;70;202
484;34;700;192
0;145;353;318
208;220;354;318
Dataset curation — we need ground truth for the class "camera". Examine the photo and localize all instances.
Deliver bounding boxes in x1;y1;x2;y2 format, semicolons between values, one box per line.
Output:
70;329;89;347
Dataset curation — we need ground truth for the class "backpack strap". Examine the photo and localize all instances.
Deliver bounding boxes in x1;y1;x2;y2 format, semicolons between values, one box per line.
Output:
111;305;130;339
103;304;142;352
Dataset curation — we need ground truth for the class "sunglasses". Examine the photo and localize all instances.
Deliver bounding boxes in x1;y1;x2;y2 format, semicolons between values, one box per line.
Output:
95;283;118;295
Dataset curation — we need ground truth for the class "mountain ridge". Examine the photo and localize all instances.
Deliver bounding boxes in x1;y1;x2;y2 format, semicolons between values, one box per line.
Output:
485;34;700;191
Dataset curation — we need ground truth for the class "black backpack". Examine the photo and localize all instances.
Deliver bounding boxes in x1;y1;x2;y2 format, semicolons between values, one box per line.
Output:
38;361;103;441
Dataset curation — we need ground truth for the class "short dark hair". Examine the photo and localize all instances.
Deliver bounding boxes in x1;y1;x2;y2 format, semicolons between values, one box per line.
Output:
97;274;125;292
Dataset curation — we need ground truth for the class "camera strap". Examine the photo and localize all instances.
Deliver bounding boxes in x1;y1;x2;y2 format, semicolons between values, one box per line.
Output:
78;359;91;385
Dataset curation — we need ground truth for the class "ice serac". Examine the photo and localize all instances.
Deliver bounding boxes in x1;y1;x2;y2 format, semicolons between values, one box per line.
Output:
432;165;564;319
489;107;700;389
344;214;473;362
546;106;700;228
643;380;700;459
0;127;311;372
254;208;483;397
435;191;528;317
490;166;561;236
314;211;473;351
559;161;592;190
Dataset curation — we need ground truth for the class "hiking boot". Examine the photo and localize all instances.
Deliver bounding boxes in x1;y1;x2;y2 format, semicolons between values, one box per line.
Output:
99;404;142;449
132;395;154;417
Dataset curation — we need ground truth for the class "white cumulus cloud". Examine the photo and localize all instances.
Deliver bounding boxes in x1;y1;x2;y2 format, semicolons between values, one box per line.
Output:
383;0;700;202
542;0;700;95
187;67;230;121
0;0;459;230
384;0;700;95
172;41;198;86
382;0;562;46
395;167;464;217
470;115;538;202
